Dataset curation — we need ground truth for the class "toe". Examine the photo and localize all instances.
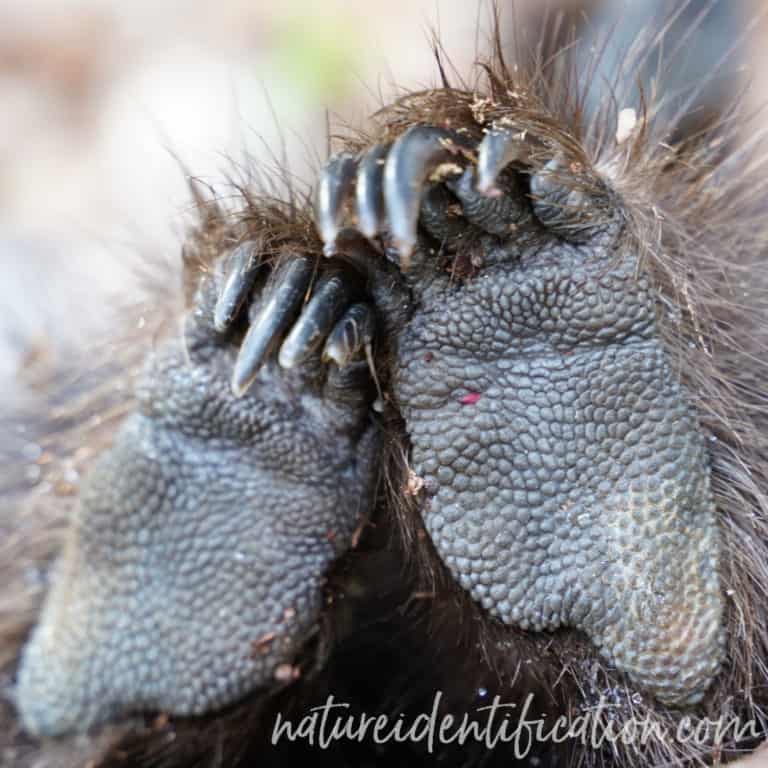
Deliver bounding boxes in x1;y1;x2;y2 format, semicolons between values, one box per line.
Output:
383;125;472;267
316;153;358;256
231;256;314;397
213;240;262;333
278;273;355;370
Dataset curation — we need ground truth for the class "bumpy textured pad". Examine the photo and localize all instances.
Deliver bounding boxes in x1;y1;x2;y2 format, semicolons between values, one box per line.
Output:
313;118;725;705
16;276;377;736
393;237;724;705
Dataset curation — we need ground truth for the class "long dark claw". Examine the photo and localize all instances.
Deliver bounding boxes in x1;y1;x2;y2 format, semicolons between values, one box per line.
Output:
477;126;529;197
323;303;382;410
355;142;390;240
316;153;358;256
213;241;261;332
278;274;350;369
231;257;313;397
384;126;470;266
322;303;375;367
447;168;530;236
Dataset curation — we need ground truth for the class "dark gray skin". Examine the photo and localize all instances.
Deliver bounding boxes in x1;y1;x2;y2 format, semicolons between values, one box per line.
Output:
15;123;723;736
16;270;379;736
312;124;723;707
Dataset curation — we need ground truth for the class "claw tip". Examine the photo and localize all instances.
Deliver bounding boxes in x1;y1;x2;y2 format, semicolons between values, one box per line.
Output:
322;342;345;368
213;308;232;334
231;368;253;399
393;239;415;270
231;382;247;399
277;347;298;370
357;221;378;241
476;176;502;198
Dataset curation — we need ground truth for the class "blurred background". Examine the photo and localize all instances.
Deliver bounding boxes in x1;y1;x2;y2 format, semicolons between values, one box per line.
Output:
0;0;765;403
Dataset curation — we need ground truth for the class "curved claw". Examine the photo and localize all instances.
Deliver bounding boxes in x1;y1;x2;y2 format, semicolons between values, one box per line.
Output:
213;241;261;333
316;153;358;256
477;126;529;197
355;142;390;241
278;274;351;369
322;303;375;367
323;302;382;410
384;126;470;266
231;257;313;397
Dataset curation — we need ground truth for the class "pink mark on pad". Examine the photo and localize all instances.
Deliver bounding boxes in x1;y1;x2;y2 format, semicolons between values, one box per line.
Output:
459;392;481;406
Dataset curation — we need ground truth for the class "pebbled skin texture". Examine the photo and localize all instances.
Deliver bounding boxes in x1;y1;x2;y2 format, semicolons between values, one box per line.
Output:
14;138;726;740
16;274;378;736
393;226;724;706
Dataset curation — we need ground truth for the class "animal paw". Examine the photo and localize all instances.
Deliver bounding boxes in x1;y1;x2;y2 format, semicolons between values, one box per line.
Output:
314;122;724;707
16;245;380;736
